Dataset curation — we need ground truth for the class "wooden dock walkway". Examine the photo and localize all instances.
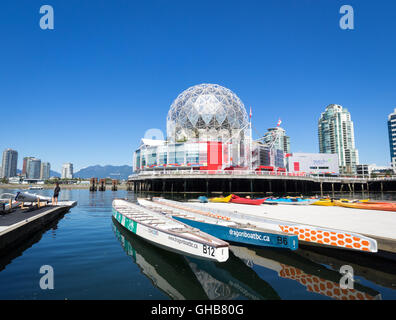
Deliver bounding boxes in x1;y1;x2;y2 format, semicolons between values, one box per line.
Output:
0;201;77;252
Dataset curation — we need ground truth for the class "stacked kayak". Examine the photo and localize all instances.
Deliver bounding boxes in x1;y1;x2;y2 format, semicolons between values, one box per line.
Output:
264;198;316;205
230;195;265;206
209;195;232;203
334;200;396;212
312;198;370;207
312;199;336;206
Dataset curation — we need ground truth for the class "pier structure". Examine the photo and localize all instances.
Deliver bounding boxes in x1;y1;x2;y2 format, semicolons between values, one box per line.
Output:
126;181;133;191
90;178;98;192
128;170;396;194
99;179;106;191
111;179;118;191
0;201;77;253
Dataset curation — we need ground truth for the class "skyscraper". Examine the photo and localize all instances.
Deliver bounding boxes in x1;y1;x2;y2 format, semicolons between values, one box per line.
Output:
22;157;34;177
1;149;18;178
318;104;359;174
40;162;51;180
263;127;290;154
62;163;73;179
388;108;396;172
27;158;41;179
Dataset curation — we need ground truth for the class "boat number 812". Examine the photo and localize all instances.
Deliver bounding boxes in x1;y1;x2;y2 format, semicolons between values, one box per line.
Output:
203;245;215;257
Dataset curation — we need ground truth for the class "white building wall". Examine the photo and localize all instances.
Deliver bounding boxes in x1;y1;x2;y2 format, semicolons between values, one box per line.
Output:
287;153;339;175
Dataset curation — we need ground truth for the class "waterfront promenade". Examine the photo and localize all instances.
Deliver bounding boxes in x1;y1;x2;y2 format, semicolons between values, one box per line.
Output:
0;183;129;190
128;170;396;194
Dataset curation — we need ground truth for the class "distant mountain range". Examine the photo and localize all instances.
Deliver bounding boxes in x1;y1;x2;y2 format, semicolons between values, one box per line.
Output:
50;170;61;177
73;165;133;180
17;165;133;180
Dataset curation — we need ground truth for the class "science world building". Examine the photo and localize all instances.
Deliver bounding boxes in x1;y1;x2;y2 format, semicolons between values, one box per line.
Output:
134;84;255;172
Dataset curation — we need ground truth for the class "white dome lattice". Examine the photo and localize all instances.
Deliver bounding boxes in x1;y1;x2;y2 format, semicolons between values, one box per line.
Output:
167;84;249;142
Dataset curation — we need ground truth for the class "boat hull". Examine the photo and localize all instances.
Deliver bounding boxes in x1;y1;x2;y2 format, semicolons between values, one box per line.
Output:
230;195;265;205
172;216;298;250
112;207;229;262
0;200;20;212
264;199;316;205
312;199;335;206
209;195;232;203
15;192;51;203
172;200;378;253
334;201;396;212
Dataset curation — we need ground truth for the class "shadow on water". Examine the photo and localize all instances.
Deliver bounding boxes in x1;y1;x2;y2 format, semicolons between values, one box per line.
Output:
112;217;208;300
295;245;396;290
0;213;67;272
185;255;280;300
112;217;280;300
231;245;384;300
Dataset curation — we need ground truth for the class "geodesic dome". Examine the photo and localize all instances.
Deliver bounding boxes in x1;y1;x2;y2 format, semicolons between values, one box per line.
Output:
167;84;249;142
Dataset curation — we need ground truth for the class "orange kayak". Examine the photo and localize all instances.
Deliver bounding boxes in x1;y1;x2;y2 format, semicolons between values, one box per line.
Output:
334;200;396;212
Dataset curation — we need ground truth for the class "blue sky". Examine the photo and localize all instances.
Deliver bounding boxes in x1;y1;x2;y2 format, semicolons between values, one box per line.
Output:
0;0;395;172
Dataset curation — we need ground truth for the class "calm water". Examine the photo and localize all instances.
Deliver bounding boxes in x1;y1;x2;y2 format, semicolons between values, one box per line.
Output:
0;188;395;300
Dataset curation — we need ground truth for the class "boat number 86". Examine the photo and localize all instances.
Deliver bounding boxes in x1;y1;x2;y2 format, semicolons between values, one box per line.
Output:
277;236;288;246
203;245;215;257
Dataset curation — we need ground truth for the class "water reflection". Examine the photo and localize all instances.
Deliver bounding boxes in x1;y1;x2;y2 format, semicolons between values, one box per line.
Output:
0;214;66;272
231;246;382;300
296;245;396;290
112;217;280;300
112;218;208;300
186;256;280;300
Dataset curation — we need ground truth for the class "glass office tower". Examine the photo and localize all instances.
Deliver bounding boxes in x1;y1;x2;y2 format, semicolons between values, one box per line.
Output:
318;104;359;174
388;108;396;172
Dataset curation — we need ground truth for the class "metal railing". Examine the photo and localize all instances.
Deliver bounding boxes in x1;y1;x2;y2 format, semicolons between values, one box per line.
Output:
129;169;373;182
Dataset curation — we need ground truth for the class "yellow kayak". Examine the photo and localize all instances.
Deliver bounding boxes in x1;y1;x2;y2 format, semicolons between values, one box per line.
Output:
312;198;369;206
209;195;232;203
312;199;335;206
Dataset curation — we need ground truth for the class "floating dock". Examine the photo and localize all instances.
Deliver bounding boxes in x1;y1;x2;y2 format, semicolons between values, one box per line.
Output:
0;201;77;253
182;201;396;254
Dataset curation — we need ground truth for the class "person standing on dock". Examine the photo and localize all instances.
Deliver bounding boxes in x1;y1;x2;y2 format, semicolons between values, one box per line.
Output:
52;182;60;205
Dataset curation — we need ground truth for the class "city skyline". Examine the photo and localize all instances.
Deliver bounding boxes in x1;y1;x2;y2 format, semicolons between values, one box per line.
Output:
2;104;395;174
1;1;395;171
